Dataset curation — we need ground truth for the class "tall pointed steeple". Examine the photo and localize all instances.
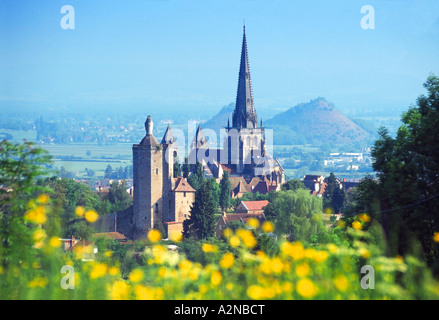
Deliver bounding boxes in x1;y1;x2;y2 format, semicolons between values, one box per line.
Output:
232;25;258;129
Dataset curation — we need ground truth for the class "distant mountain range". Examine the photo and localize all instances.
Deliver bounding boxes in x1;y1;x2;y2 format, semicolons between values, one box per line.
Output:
203;98;371;145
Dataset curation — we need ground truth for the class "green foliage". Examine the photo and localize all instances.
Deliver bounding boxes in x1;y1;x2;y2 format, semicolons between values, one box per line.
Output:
369;74;439;267
219;171;231;211
104;180;132;213
183;181;216;240
264;189;326;243
281;179;307;192
39;177;100;238
322;172;346;214
187;161;205;190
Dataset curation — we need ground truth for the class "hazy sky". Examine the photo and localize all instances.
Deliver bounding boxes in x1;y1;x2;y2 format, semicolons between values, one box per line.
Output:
1;0;439;119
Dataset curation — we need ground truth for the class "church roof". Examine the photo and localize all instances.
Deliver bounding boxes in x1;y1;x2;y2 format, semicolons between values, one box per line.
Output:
232;26;258;129
191;124;209;149
139;115;159;147
161;124;175;145
173;177;196;193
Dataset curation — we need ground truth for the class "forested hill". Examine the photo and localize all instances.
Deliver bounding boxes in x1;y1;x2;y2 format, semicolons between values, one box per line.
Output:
265;98;371;145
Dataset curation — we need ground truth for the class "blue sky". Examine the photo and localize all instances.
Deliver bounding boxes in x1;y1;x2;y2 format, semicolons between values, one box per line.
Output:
1;0;439;119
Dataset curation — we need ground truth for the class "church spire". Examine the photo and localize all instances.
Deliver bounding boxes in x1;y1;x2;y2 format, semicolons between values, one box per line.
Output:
232;25;257;129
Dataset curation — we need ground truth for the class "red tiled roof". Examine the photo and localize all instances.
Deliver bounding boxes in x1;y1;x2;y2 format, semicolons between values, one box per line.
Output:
223;212;266;224
173;177;196;192
242;200;269;211
252;181;270;195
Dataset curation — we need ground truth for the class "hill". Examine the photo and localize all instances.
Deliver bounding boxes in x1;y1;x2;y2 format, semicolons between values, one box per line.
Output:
202;102;234;134
265;98;371;145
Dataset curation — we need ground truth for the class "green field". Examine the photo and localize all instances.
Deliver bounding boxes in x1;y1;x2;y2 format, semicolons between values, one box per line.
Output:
39;143;133;178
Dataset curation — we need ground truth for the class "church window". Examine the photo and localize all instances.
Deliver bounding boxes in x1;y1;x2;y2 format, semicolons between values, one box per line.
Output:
156;168;159;174
184;192;186;197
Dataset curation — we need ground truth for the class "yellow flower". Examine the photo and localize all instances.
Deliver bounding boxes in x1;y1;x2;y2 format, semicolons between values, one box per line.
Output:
261;221;274;233
433;232;439;243
358;213;371;223
170;232;182;242
352;221;362;230
236;229;256;248
49;236;61;248
271;257;284;274
134;285;163;300
328;244;338;253
295;262;310;277
246;217;260;229
296;278;317;299
202;243;218;253
109;267;119;276
281;241;304;260
28;277;48;288
129;269;144;283
178;259;192;272
104;250;113;257
223;228;233;238
334;275;349;292
90;263;107;279
36;194;50;204
75;206;85;217
33;229;47;244
211;271;222;286
110;280;130;300
359;248;370;259
147;229;162;242
229;235;240;247
324;207;334;215
24;206;47;224
220;252;234;269
337;220;346;228
85;210;99;223
247;285;264;300
313;250;329;263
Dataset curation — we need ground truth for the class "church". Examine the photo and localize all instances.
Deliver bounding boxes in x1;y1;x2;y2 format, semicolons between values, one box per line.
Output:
98;27;284;240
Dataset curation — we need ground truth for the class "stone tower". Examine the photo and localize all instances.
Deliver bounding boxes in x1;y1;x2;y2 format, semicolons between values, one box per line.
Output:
161;125;177;223
227;26;265;175
132;115;163;239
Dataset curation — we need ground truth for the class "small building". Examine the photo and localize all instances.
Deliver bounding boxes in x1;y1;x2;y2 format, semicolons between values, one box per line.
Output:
216;211;266;237
235;200;269;214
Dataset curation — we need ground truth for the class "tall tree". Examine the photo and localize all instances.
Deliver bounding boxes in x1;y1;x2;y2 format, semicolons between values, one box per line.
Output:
322;172;345;213
370;75;439;264
219;171;231;211
188;161;205;190
183;181;216;240
104;165;113;179
182;157;190;179
265;189;325;243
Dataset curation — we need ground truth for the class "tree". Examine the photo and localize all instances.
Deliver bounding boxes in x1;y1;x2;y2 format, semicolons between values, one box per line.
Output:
0;141;57;297
206;177;220;209
265;189;325;243
369;75;439;265
188;161;205;190
104;165;113;179
219;171;231;211
183;181;216;240
281;179;307;192
106;180;132;213
182;157;190;179
173;156;181;178
322;172;345;214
